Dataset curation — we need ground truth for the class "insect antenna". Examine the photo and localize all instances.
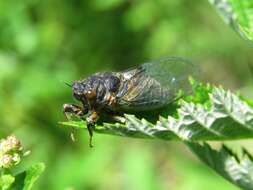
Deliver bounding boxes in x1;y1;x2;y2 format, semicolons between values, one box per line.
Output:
64;82;72;87
60;80;72;88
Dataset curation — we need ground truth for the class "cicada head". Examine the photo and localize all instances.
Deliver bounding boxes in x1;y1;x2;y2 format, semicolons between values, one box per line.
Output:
72;76;106;106
71;81;87;110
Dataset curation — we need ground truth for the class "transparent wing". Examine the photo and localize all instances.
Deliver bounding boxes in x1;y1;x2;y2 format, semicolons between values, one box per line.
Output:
115;57;199;111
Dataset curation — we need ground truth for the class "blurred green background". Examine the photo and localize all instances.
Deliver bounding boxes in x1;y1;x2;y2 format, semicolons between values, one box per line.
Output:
0;0;252;189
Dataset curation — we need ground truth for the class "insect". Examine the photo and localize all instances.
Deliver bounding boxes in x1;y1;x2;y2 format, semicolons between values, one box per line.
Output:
63;57;197;147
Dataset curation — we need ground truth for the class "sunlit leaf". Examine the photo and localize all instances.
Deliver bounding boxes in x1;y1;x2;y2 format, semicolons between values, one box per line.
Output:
11;162;45;190
0;174;15;190
209;0;253;43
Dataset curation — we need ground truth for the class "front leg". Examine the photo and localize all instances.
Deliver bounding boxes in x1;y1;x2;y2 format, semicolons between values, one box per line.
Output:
63;104;99;147
86;111;99;148
63;103;85;117
63;104;91;144
63;103;86;142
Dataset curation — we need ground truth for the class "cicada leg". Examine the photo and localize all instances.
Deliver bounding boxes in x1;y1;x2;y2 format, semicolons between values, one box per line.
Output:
63;104;84;142
63;103;84;117
86;111;99;148
87;123;94;148
63;104;85;142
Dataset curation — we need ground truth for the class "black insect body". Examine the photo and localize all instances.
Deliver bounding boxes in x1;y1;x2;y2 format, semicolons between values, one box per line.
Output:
63;57;197;147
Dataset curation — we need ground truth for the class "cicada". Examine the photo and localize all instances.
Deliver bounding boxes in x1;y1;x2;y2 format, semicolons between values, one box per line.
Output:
63;57;197;146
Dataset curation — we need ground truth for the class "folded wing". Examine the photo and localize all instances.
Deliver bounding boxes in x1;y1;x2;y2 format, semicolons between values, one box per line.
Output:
115;57;198;111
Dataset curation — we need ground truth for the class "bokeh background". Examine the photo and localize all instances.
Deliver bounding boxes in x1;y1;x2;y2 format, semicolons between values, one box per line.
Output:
0;0;252;189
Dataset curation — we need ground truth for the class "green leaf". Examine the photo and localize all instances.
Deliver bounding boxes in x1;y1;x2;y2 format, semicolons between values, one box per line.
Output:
188;142;253;190
0;174;15;190
23;163;45;190
209;0;253;44
11;162;45;190
61;86;253;141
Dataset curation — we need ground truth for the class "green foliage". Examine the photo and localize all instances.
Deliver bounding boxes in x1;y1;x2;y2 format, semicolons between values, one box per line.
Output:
184;78;212;106
12;163;45;190
0;0;253;189
0;175;15;190
209;0;253;43
188;142;253;190
1;162;45;190
91;0;124;10
22;163;45;190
